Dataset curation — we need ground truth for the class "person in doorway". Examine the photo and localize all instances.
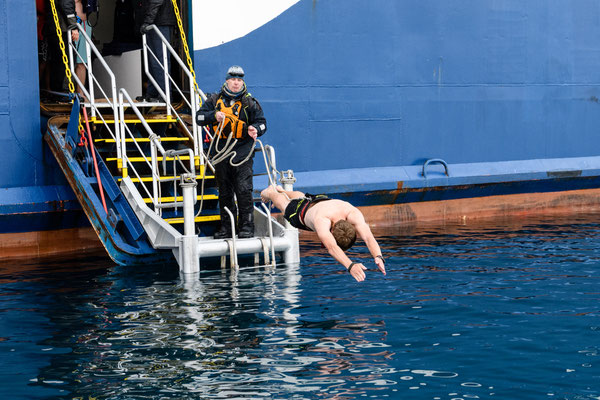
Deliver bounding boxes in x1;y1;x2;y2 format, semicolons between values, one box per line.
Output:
196;66;267;239
37;0;50;91
47;0;80;92
260;185;386;282
139;0;177;101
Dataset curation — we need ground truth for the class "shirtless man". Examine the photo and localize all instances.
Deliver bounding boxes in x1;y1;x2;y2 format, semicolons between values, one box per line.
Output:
261;185;386;282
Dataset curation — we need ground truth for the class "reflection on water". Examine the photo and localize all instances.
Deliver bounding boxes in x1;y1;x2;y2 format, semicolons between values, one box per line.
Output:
1;213;599;399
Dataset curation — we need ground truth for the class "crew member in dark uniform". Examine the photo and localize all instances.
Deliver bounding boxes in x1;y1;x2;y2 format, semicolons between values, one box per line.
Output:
196;66;267;239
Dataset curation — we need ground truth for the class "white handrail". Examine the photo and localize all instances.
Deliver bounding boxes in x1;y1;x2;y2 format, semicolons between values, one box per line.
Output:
142;25;208;163
119;88;196;212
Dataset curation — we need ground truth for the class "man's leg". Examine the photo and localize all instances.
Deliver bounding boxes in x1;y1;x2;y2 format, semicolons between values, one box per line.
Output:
234;159;254;238
146;26;172;99
49;33;67;91
74;23;91;99
275;186;305;200
260;185;301;212
75;63;86;96
214;163;236;238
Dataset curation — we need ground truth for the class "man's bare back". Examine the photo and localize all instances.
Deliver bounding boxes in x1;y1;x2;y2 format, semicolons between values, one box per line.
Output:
303;199;354;231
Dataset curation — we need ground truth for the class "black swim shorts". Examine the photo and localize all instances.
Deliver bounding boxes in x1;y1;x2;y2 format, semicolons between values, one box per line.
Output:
283;193;330;231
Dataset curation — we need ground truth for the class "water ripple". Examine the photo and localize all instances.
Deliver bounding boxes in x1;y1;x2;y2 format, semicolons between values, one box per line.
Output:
1;214;600;398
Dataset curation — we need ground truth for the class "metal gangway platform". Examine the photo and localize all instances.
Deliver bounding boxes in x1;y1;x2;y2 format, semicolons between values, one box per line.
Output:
44;17;299;274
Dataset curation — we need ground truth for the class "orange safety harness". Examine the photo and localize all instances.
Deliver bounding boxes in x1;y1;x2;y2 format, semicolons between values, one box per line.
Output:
213;97;247;139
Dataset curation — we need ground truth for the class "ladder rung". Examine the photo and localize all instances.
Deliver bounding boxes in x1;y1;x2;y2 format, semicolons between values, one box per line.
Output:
143;194;219;203
165;215;221;224
91;117;178;124
119;174;215;182
95;137;189;143
107;156;192;162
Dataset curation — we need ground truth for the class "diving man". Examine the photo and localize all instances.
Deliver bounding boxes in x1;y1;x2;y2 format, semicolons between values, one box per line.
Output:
260;185;386;282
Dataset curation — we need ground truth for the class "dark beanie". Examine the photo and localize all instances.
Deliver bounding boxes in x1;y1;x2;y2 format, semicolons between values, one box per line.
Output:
226;65;245;81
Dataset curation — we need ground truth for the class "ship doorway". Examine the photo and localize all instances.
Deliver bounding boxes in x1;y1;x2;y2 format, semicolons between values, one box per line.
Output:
37;0;192;102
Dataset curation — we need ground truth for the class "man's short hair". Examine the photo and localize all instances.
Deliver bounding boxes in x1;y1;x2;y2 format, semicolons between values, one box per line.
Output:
331;220;356;251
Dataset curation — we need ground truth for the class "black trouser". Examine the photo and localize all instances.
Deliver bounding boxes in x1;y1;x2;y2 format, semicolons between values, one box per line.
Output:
214;158;254;230
48;32;68;92
146;26;173;98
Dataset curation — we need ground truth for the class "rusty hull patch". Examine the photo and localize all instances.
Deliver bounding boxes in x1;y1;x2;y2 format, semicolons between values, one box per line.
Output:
547;170;582;178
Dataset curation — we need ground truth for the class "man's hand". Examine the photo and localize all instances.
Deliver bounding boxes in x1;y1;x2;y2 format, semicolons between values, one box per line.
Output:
348;263;367;282
71;29;79;42
374;257;386;275
215;111;225;122
248;125;258;139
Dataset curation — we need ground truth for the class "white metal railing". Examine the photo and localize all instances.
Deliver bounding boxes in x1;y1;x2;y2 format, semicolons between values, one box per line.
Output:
119;89;196;215
67;25;290;254
68;23;121;161
142;25;208;165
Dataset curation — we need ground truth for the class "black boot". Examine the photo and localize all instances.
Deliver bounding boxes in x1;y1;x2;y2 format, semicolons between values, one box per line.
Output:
214;213;232;239
237;213;255;239
213;225;232;239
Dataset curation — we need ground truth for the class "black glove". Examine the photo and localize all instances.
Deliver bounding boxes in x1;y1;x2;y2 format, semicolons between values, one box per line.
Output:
140;24;151;34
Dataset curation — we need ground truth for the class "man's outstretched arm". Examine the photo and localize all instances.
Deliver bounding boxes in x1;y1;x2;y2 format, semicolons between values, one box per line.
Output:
314;218;368;282
347;209;386;275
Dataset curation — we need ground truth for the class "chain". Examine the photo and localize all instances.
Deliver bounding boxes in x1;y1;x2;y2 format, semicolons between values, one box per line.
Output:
171;0;201;104
48;0;85;135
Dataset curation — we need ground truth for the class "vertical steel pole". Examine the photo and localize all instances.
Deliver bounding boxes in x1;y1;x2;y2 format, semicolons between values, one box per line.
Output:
87;28;95;116
180;174;199;274
260;203;276;266
279;170;300;263
163;40;170;114
151;142;159;214
280;170;297;229
118;91;125;176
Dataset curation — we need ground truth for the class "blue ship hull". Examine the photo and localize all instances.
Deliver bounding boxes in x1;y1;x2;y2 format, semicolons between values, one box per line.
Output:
3;0;600;257
194;0;600;172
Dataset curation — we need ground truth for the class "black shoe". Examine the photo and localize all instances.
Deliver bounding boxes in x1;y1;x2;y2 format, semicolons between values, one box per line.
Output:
237;213;254;239
135;95;160;103
238;226;254;239
213;226;232;239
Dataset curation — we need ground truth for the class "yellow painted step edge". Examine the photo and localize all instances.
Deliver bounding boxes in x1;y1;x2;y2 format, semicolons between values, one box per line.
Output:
91;117;178;124
143;194;219;203
107;156;191;162
165;215;221;224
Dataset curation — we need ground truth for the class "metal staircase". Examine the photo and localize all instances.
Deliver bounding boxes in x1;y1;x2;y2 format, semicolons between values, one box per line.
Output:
44;23;299;273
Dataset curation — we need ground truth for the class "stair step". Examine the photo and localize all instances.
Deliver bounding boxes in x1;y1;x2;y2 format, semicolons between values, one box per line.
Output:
95;137;189;143
165;215;220;225
107;155;193;162
143;194;218;204
119;174;215;183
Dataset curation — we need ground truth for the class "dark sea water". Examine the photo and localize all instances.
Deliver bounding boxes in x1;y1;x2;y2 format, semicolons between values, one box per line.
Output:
1;214;599;400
